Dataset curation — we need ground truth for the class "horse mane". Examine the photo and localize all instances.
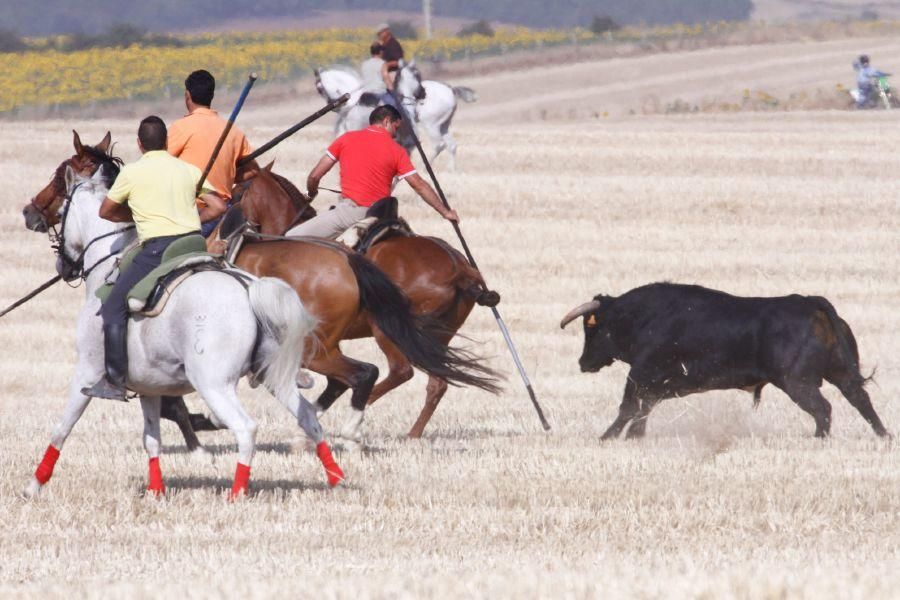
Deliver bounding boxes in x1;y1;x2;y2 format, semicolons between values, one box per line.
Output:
53;144;123;193
270;172;307;211
82;144;123;187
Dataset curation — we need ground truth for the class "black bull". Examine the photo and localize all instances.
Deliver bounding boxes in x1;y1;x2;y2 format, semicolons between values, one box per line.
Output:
561;283;890;440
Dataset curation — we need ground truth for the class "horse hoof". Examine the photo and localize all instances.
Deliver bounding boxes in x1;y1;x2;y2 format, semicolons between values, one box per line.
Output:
22;477;42;500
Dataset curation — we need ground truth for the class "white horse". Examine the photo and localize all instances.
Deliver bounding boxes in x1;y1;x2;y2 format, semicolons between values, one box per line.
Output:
315;60;476;169
23;165;344;499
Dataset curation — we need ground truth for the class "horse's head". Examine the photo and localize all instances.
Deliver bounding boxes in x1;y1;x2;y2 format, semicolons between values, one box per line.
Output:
24;130;118;233
241;162;315;235
396;60;426;102
54;165;112;282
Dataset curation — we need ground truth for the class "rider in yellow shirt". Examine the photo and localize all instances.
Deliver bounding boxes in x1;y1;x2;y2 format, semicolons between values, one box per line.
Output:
82;116;216;400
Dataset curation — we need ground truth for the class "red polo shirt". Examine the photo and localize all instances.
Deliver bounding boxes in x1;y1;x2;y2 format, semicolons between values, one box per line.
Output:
326;127;416;207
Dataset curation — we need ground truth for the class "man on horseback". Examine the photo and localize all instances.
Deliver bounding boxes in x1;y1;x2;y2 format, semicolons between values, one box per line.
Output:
168;70;258;236
361;42;387;97
82;116;215;400
853;54;891;108
285;105;458;240
376;23;404;109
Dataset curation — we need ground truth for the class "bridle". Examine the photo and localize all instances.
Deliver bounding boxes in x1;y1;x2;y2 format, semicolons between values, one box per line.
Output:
52;179;134;284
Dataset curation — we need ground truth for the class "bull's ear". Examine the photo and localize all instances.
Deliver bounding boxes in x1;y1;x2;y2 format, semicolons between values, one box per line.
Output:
96;131;112;154
587;314;597;327
73;130;84;156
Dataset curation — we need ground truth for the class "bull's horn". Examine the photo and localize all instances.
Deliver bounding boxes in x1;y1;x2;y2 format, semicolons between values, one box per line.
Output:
560;300;601;330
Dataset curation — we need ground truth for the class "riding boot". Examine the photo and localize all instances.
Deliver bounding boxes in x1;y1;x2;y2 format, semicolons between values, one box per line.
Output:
81;323;129;401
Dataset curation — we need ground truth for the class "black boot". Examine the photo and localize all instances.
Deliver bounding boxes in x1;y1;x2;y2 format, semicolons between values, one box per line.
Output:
81;323;129;401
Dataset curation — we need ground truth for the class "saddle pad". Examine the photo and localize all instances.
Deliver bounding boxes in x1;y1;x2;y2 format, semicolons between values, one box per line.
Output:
96;252;219;308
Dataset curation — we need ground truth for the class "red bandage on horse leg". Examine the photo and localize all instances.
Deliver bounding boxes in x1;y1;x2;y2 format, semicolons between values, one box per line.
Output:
316;441;345;487
230;463;251;499
34;445;61;485
147;457;165;496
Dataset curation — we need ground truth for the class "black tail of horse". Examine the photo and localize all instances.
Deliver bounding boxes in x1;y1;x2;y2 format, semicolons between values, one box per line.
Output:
346;253;502;393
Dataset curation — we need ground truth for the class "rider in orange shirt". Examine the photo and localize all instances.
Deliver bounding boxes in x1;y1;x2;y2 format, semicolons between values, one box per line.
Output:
168;70;259;236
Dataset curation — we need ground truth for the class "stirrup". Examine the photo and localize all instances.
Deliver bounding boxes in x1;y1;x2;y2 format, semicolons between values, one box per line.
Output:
81;376;129;402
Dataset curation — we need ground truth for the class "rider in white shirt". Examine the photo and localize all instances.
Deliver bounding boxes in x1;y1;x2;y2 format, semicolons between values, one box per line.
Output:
360;42;387;96
854;55;890;108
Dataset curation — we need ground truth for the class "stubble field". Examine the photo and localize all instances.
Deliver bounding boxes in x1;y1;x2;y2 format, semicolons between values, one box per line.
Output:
1;40;900;598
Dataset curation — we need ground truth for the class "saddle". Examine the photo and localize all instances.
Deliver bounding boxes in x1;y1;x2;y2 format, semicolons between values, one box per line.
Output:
358;92;381;107
335;197;412;253
96;234;223;317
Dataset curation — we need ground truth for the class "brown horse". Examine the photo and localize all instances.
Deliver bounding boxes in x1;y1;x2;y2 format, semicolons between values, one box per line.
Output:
24;131;116;233
215;166;501;437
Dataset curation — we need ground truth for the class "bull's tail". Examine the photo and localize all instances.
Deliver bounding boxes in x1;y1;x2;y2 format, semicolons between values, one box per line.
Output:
346;253;502;393
810;296;869;384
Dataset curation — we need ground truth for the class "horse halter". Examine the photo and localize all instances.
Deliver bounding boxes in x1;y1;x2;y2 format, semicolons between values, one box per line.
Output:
52;180;134;284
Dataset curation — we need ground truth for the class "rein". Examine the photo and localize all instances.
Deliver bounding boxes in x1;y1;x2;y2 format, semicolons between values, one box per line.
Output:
54;181;135;284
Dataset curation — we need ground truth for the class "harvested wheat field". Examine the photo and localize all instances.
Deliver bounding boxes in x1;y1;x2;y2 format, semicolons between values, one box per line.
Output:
2;39;900;599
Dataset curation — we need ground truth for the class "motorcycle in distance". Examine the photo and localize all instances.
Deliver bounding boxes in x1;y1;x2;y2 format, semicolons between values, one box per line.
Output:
850;75;900;109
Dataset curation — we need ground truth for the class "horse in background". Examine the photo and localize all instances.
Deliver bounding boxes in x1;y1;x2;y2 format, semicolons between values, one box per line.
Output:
315;60;476;170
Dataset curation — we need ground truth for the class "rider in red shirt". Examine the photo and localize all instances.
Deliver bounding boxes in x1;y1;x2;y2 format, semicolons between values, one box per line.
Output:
286;105;458;238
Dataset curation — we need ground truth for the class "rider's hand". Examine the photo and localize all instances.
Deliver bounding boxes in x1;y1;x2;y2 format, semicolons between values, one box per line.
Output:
443;208;460;223
307;188;318;201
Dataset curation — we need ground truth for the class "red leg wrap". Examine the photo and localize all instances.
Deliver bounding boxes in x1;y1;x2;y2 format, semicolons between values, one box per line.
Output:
230;463;251;499
316;441;345;487
147;457;165;496
34;445;60;485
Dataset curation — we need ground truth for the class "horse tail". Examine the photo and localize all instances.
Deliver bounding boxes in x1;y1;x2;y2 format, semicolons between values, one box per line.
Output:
452;86;477;103
248;277;317;405
346;253;502;394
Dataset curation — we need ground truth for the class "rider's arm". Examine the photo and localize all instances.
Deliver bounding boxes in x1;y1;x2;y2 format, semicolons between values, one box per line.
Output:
306;154;336;201
381;62;394;91
234;135;259;183
405;173;459;223
99;197;133;222
197;192;227;223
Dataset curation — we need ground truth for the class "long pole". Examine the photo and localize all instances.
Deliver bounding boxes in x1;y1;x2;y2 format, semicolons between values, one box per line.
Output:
196;73;258;195
0;274;62;319
394;96;551;431
238;93;350;167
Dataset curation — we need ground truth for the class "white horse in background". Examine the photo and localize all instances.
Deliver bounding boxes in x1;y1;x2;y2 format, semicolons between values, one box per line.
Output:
315;60;477;170
23;166;344;500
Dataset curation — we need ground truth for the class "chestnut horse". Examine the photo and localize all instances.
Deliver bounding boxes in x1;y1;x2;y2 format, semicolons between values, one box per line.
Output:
25;134;498;444
214;167;502;437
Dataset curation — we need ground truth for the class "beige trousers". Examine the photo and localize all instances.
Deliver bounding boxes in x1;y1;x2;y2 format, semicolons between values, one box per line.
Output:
285;197;369;239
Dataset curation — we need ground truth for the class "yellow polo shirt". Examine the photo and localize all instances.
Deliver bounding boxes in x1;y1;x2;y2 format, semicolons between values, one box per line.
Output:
106;150;206;242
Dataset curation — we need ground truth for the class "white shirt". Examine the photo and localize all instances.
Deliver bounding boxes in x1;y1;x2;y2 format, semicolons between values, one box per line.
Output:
361;57;387;94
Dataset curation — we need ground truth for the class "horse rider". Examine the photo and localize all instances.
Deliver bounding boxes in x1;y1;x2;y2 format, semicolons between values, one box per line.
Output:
167;69;259;236
82;116;217;400
285;105;458;240
361;42;387;97
376;23;404;109
853;54;890;108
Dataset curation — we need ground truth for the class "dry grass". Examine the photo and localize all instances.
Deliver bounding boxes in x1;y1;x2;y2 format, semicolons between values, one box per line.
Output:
2;39;900;599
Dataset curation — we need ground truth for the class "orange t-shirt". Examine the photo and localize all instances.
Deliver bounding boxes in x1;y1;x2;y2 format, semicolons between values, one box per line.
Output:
167;107;251;199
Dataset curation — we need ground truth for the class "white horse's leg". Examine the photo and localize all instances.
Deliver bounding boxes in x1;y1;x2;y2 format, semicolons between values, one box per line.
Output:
198;384;258;498
140;395;165;496
424;121;446;165
443;131;458;172
23;375;98;498
275;390;344;486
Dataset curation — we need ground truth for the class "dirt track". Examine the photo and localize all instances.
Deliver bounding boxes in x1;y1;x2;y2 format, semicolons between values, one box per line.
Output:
1;37;900;597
